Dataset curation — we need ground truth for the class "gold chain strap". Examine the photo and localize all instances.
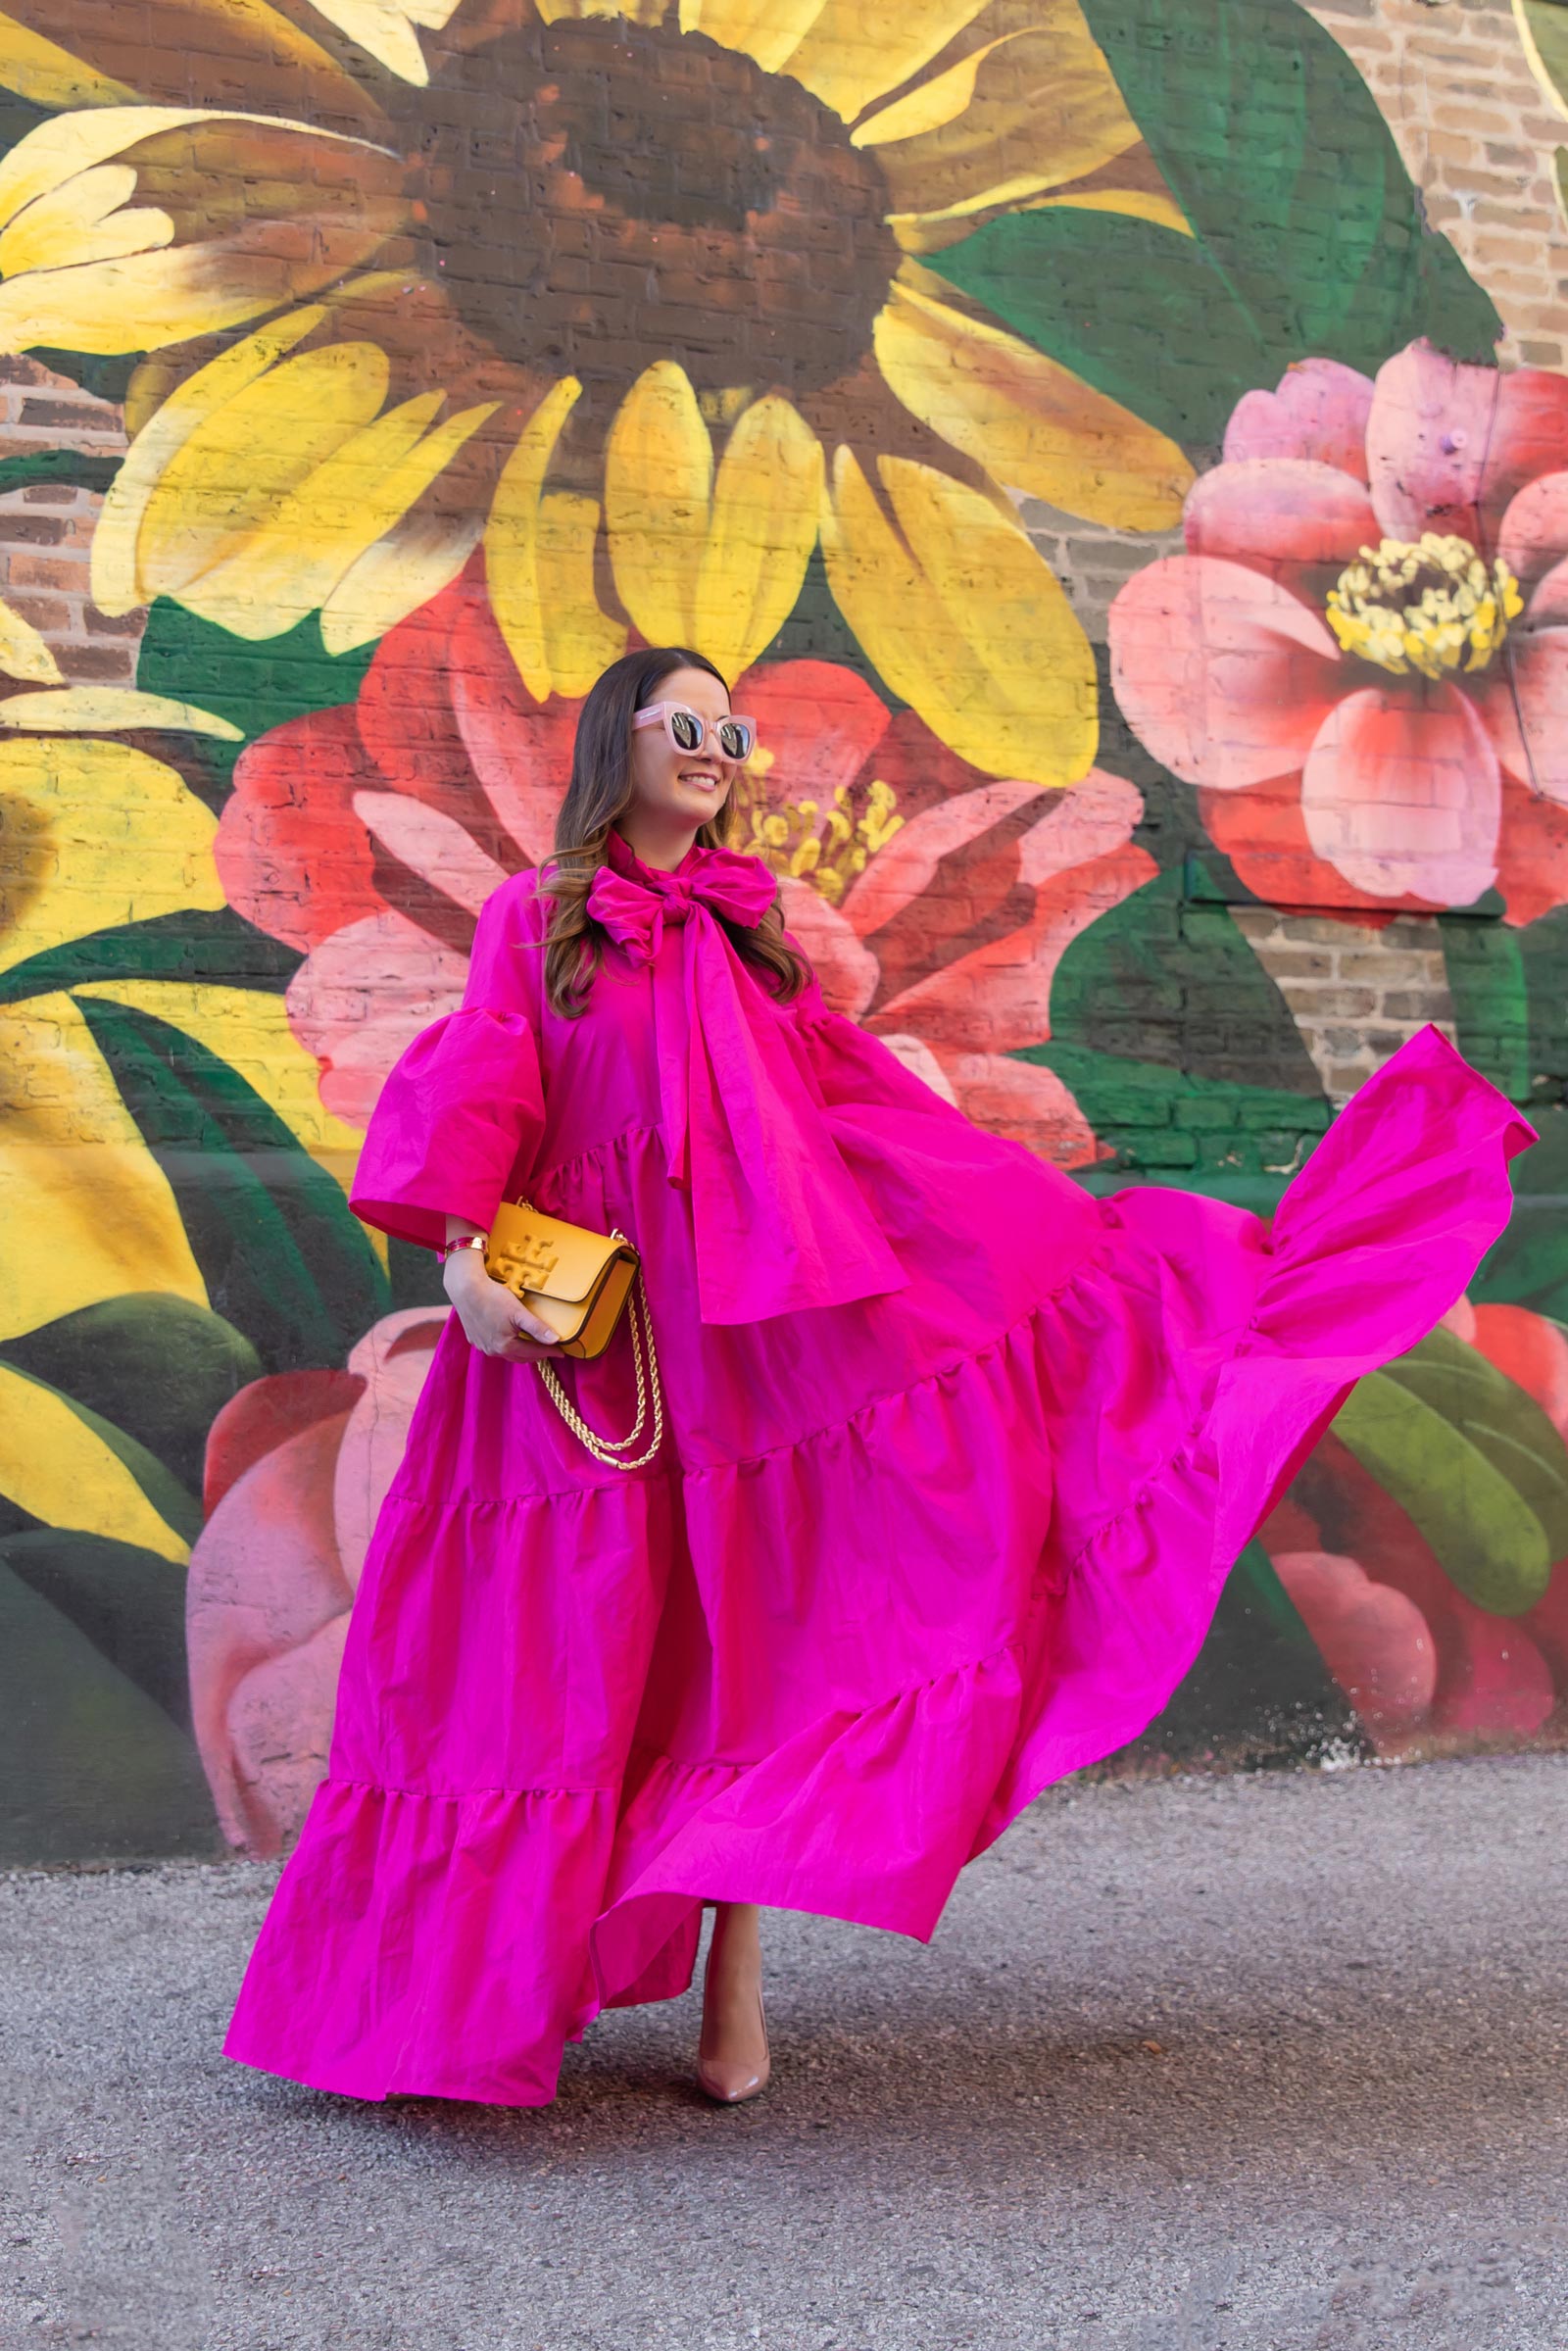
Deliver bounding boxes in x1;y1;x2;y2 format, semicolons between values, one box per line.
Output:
533;1263;665;1470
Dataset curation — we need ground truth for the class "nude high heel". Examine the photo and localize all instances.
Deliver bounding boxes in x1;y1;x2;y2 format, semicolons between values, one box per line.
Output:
696;1927;770;2104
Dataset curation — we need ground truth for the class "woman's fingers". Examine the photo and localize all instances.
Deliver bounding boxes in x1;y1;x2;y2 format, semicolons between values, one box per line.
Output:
498;1313;561;1355
514;1311;559;1347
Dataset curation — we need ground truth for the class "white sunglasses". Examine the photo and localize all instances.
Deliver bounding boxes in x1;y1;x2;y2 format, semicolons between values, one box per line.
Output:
633;702;758;762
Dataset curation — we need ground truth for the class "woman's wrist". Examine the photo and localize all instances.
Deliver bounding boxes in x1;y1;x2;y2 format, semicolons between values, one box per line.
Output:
442;1248;491;1295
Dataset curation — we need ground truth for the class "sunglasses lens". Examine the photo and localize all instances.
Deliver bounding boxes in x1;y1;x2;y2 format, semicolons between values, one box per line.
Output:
717;719;753;760
669;708;704;753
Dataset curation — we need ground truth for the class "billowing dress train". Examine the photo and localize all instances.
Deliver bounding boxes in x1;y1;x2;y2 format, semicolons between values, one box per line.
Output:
223;823;1532;2105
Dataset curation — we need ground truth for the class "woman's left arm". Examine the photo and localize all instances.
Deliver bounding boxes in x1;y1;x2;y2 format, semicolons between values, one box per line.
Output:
349;877;549;1253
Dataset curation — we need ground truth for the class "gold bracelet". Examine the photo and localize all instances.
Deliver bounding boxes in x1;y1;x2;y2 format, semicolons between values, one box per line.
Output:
438;1232;489;1262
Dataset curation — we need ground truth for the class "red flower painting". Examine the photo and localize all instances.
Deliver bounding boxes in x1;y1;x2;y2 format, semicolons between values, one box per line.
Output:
219;565;1155;1164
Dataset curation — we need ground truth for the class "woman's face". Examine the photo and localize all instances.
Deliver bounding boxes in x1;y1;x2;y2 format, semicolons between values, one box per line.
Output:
627;665;735;831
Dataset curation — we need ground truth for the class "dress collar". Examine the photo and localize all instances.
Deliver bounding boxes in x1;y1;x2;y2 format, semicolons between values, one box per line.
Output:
585;824;908;1324
605;825;709;887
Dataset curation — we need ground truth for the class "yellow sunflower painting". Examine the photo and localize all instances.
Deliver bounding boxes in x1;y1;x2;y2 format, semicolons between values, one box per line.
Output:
0;0;1193;783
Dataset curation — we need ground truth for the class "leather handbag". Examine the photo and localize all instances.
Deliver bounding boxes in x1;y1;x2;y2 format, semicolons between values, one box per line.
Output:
483;1199;664;1469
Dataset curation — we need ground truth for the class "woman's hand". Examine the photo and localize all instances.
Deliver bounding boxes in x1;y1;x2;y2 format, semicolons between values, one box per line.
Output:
442;1249;567;1359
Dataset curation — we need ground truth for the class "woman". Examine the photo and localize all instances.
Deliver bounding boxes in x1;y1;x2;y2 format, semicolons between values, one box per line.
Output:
224;645;1532;2110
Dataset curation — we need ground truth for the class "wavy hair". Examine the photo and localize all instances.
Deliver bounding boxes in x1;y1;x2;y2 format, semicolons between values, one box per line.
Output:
533;646;814;1019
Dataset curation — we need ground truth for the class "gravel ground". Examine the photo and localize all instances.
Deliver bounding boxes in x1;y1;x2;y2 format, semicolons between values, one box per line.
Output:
5;1752;1567;2351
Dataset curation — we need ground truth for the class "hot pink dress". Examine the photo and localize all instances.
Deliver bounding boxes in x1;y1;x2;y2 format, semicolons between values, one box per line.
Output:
224;823;1532;2105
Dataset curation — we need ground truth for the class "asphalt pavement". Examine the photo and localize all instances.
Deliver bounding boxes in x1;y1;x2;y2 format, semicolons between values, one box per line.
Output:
5;1752;1567;2351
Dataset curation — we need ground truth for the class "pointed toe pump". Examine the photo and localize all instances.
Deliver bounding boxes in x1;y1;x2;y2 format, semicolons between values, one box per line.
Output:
696;1936;771;2105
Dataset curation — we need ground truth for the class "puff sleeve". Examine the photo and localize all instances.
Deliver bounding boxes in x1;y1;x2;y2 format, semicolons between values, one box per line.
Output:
349;876;547;1252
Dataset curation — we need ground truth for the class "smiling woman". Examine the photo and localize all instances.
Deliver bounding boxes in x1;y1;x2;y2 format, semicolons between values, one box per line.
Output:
0;0;1193;777
213;626;1537;2111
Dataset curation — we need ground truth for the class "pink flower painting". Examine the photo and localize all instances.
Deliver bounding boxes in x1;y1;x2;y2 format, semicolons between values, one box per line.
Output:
219;565;1156;1165
1109;341;1568;923
186;1309;448;1855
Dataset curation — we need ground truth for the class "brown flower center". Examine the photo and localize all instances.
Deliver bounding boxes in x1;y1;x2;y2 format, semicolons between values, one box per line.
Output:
397;18;899;402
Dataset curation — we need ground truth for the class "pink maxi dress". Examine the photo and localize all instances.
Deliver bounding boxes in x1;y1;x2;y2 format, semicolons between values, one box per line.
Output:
224;822;1532;2105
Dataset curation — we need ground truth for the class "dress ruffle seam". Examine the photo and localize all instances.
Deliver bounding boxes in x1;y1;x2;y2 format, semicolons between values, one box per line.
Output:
683;1239;1122;1477
531;1114;665;1190
324;1636;1031;1809
325;1772;615;1803
384;1234;1127;1506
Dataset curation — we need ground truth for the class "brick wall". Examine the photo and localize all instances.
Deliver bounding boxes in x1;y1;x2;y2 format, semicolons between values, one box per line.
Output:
1315;0;1568;370
1229;909;1456;1099
0;361;135;683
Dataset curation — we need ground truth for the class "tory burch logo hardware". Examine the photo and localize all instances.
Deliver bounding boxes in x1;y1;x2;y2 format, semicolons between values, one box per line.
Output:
503;1201;560;1289
511;1242;561;1286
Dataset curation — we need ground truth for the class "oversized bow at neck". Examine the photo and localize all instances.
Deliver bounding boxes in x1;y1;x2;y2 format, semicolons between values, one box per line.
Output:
584;831;775;961
586;827;909;1325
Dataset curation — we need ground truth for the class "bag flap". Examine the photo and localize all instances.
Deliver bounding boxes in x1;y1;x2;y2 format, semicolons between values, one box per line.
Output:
488;1201;632;1304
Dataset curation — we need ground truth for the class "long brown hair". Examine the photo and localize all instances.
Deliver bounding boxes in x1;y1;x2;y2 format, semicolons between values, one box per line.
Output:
533;646;814;1018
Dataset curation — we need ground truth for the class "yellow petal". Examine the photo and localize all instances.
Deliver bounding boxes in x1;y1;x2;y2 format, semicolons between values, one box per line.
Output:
0;991;206;1347
0;1;386;132
875;272;1192;529
0;161;159;278
850;36;1004;145
778;0;989;124
132;342;394;608
886;455;1097;775
0;738;222;983
604;361;714;646
321;510;483;657
0;687;240;736
179;394;498;642
486;376;626;701
0;103;201;226
92;305;327;614
862;5;1140;226
694;397;823;678
307;0;430;81
821;444;969;751
74;981;368;1199
1516;0;1568;122
0;1360;188;1559
0;597;62;684
535;0;668;22
0;246;295;356
676;0;824;74
0;14;136;109
535;492;628;700
1026;185;1190;237
820;444;1096;785
0;108;405;356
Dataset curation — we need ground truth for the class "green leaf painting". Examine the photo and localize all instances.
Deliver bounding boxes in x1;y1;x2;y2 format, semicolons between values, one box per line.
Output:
932;0;1500;447
73;998;388;1375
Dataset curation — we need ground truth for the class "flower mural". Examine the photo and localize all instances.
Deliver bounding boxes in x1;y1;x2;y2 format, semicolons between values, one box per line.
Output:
1108;342;1568;924
1514;0;1568;232
1261;1298;1568;1751
1;0;1566;1864
0;0;1203;782
186;1307;447;1854
216;565;1154;1161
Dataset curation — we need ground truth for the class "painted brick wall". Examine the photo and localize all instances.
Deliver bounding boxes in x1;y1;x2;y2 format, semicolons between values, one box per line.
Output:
1;0;1566;1863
